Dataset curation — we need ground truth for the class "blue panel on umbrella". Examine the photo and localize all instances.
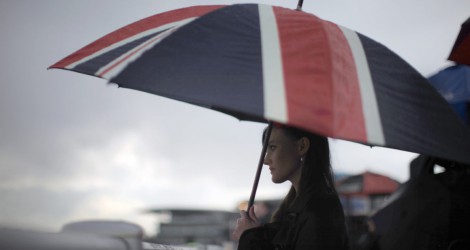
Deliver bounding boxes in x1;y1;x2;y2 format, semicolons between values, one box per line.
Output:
112;4;264;121
358;33;470;163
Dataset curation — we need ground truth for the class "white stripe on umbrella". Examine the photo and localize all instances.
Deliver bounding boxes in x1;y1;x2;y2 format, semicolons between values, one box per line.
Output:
339;26;385;145
65;18;195;71
258;4;288;123
97;27;180;79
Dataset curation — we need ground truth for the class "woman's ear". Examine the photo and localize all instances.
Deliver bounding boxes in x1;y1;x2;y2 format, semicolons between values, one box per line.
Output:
298;137;310;156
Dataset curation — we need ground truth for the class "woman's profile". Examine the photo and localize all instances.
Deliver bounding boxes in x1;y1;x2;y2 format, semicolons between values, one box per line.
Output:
233;124;349;249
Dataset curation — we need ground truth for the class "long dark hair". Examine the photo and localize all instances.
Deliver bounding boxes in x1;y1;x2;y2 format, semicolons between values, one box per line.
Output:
263;124;337;222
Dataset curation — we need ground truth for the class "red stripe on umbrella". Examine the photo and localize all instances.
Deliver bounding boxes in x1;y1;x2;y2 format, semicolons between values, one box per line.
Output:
273;7;367;143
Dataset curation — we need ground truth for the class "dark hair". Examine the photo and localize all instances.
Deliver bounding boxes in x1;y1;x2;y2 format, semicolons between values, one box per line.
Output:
263;124;336;222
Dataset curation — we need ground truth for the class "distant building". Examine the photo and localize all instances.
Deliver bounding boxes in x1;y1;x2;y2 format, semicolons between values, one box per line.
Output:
148;209;238;246
147;172;400;249
336;171;400;249
336;171;400;216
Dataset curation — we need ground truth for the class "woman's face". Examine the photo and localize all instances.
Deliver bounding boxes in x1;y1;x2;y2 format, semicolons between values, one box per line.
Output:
263;127;303;185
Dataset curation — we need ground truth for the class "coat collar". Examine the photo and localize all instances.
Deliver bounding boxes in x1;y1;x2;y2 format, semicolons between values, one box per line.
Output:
286;188;317;213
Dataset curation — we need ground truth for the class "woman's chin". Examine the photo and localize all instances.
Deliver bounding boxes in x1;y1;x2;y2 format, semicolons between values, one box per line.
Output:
271;177;285;184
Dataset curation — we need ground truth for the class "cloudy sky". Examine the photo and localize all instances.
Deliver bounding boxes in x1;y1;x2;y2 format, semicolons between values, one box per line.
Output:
1;0;468;236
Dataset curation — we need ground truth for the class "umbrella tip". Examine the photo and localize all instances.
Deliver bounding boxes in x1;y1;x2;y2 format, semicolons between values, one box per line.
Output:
296;0;304;10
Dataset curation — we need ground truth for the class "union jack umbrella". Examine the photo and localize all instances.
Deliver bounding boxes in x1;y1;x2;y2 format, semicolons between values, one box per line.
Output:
449;16;470;66
50;4;470;205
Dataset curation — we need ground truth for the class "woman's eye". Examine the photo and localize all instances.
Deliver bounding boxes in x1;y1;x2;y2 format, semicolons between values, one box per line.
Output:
269;145;276;150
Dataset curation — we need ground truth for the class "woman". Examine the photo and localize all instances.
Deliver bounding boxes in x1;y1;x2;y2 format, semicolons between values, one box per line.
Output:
233;124;349;250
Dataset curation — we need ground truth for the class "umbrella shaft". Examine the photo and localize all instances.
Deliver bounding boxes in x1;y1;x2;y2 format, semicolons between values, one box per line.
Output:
297;0;304;10
248;122;273;210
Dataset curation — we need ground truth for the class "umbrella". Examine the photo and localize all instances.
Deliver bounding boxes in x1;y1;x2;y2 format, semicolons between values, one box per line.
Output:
449;17;470;65
428;64;470;124
49;4;470;206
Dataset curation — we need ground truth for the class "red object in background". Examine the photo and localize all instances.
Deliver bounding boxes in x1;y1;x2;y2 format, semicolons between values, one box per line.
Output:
449;17;470;65
336;171;400;195
362;172;399;195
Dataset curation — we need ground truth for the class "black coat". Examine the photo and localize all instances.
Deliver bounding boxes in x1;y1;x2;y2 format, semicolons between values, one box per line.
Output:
238;190;349;250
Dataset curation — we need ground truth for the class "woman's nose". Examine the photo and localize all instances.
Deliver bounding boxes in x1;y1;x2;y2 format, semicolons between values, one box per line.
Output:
263;155;270;165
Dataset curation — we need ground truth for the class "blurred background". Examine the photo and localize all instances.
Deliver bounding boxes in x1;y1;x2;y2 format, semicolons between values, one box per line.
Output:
1;0;468;249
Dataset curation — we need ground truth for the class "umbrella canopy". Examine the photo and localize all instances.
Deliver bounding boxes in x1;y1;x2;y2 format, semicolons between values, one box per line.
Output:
449;17;470;65
428;64;470;124
50;4;470;165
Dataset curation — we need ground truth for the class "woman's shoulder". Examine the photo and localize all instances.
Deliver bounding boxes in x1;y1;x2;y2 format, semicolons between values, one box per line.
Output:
307;191;342;208
292;193;350;249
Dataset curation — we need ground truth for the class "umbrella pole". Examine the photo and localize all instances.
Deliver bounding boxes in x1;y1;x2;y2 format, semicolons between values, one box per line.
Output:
247;121;274;210
296;0;304;10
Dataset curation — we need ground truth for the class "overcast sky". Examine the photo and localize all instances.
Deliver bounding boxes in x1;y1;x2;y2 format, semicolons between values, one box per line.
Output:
1;0;468;236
